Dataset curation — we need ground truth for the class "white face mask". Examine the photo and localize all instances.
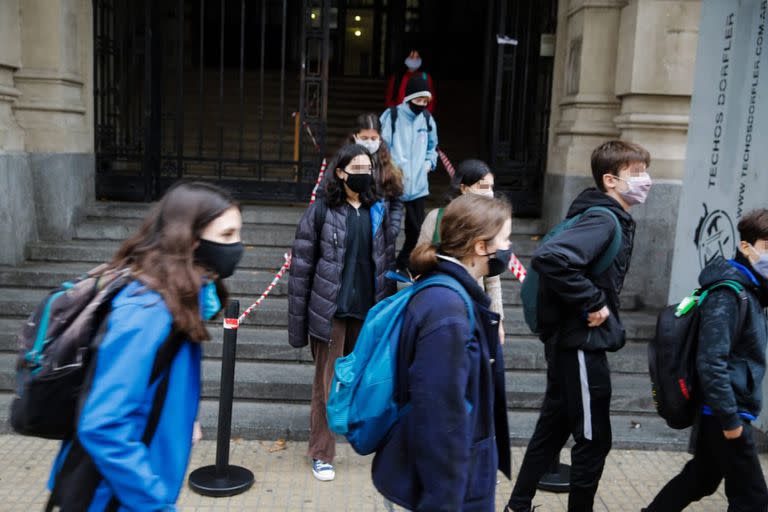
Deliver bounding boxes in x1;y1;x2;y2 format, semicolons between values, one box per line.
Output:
405;57;422;71
354;137;381;155
614;172;653;205
748;244;768;279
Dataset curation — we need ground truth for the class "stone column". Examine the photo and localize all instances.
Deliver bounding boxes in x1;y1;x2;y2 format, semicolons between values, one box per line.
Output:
0;0;37;265
544;0;626;226
613;0;700;306
13;0;94;241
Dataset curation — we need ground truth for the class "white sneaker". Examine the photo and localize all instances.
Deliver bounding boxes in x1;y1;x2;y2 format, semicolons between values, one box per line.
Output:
312;458;335;481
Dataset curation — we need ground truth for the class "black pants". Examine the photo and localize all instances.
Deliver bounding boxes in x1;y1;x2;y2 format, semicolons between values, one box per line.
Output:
644;415;768;512
396;197;426;271
508;347;612;512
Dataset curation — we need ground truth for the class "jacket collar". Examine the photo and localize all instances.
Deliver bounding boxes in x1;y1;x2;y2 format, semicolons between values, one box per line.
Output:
432;258;490;308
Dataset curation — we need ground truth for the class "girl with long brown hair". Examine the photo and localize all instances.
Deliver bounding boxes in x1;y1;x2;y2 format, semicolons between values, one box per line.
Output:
46;182;244;511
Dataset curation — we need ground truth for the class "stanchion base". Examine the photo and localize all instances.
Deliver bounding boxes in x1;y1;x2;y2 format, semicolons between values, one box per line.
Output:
188;465;255;497
537;463;571;493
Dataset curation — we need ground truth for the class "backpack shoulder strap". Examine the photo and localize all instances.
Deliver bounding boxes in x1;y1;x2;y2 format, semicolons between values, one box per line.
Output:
422;109;432;132
583;206;622;275
700;280;749;341
432;208;445;244
390;106;398;140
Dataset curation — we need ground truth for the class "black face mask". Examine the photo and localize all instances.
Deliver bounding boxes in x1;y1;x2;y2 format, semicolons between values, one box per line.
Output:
343;172;373;194
194;239;244;279
483;247;514;277
408;101;426;115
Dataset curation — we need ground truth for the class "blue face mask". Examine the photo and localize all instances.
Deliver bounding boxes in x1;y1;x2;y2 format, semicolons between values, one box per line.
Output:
199;281;222;321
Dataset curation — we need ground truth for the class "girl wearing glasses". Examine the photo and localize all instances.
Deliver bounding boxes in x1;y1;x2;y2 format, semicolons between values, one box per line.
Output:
288;143;398;482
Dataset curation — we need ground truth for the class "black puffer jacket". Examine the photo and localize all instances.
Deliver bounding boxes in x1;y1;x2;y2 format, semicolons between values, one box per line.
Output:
288;199;397;347
697;255;768;430
533;188;636;351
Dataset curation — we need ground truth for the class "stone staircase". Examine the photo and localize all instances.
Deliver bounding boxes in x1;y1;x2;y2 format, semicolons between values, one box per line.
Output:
0;202;690;450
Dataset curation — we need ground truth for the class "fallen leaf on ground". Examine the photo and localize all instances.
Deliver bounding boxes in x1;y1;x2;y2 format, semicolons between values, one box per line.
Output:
268;438;287;452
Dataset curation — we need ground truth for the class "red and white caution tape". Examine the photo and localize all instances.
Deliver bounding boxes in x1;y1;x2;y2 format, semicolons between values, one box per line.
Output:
292;112;321;153
437;148;456;178
309;158;327;205
237;252;292;325
509;253;527;283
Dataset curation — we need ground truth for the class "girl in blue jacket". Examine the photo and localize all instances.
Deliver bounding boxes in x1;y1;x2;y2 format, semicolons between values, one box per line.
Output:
373;193;513;511
46;182;244;511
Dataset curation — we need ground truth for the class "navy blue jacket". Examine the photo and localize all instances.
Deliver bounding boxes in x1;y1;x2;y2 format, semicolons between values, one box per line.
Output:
48;281;202;511
697;255;768;430
372;260;511;511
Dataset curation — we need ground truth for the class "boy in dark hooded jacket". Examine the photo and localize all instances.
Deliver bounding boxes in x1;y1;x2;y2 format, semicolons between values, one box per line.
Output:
507;140;652;512
644;209;768;512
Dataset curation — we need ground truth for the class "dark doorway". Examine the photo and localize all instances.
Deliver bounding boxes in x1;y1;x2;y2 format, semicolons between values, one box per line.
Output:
93;0;330;202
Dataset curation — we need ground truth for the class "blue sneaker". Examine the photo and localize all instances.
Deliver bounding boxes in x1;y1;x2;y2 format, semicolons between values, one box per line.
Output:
311;458;335;481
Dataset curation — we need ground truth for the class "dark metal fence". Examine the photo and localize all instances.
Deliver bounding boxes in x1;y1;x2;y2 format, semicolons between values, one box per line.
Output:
94;0;331;202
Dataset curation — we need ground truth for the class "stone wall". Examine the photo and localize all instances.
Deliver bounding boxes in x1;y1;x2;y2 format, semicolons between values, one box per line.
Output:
544;0;701;307
0;0;94;265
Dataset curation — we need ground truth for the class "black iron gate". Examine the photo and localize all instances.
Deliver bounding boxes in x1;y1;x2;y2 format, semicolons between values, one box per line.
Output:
482;0;557;217
93;0;331;202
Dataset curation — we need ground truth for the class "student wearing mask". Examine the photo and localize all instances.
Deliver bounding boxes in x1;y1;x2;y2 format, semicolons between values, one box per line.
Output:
385;49;436;113
347;112;405;272
507;140;652;512
418;159;505;341
644;209;768;512
381;75;438;276
373;193;513;511
288;143;398;482
46;182;244;511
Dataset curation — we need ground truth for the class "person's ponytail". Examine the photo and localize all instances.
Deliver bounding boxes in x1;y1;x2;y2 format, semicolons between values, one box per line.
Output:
410;242;439;276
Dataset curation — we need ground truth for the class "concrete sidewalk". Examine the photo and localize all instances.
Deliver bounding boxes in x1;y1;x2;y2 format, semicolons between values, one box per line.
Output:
1;434;765;511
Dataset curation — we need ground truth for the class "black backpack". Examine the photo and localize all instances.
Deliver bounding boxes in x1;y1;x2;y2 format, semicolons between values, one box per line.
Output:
648;280;748;429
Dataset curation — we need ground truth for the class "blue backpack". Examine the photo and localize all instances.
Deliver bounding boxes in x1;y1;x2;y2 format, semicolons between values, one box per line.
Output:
326;273;475;455
520;206;622;334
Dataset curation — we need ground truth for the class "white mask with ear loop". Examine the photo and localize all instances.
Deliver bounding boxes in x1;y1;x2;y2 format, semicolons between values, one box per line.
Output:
748;244;768;279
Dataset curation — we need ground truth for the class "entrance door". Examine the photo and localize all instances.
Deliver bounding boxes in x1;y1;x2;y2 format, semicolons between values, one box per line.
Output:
93;0;331;202
484;0;557;217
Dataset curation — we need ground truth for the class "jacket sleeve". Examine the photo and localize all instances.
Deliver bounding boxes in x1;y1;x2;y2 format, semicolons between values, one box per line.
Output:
425;117;438;171
417;208;439;246
697;289;743;430
531;211;615;313
380;109;393;148
407;290;472;510
287;204;320;347
77;302;177;511
387;197;404;243
484;275;505;319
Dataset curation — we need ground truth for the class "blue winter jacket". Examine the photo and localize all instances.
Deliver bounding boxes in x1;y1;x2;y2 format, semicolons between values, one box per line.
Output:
48;281;202;511
380;103;438;202
372;260;511;511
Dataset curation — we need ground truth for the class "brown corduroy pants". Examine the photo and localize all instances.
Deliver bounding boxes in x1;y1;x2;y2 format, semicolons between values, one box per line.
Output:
307;317;363;462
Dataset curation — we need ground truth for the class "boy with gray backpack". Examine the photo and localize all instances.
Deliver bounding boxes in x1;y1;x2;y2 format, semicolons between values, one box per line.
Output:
508;140;652;512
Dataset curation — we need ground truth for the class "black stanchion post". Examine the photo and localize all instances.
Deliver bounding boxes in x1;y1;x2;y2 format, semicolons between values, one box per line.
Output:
537;451;570;493
189;300;255;497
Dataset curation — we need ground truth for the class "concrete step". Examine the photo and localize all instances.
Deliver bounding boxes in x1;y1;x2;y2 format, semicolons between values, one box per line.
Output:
0;351;654;414
196;360;655;414
194;400;690;450
0;287;657;340
0;314;652;377
26;241;291;271
0;262;646;317
80;202;547;235
0;391;688;450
